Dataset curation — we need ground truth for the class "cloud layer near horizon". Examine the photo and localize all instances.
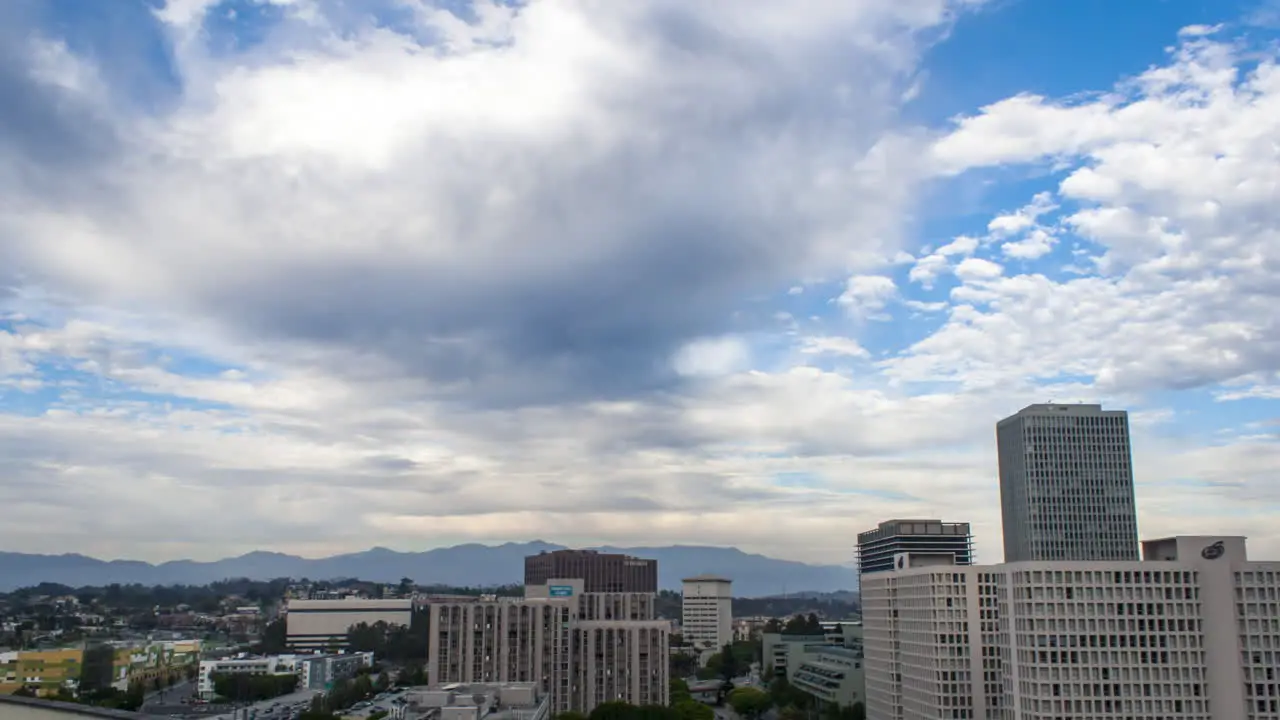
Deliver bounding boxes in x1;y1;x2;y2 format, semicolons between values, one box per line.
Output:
1;0;1277;566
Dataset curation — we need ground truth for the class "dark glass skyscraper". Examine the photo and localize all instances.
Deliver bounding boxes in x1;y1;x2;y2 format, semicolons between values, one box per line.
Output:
524;549;658;592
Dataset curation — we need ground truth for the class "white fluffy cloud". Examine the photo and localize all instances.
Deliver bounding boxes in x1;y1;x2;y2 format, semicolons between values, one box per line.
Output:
895;31;1280;402
0;5;1277;567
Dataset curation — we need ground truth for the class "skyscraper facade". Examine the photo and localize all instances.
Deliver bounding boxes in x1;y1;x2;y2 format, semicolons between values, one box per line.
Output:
997;403;1139;562
856;519;974;576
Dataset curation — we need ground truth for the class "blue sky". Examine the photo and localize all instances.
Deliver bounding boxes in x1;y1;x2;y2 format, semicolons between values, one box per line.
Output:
1;0;1278;565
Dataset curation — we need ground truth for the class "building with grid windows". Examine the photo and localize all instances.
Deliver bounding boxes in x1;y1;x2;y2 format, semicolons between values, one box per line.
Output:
862;535;1280;720
857;519;974;577
525;549;657;593
997;404;1140;562
681;575;733;653
426;578;669;715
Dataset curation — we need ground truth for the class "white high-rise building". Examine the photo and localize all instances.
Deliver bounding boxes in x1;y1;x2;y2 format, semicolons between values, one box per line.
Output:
681;575;733;652
997;404;1140;562
862;536;1280;720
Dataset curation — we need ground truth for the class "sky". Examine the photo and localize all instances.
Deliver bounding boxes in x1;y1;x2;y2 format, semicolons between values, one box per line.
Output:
1;0;1279;567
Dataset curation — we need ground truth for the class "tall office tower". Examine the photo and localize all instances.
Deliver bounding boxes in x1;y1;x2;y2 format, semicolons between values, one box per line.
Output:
680;575;733;652
997;403;1140;562
856;519;974;577
428;579;669;715
862;535;1280;720
525;549;658;593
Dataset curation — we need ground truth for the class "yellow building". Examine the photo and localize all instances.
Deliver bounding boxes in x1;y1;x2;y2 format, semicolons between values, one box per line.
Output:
0;641;202;696
0;649;84;696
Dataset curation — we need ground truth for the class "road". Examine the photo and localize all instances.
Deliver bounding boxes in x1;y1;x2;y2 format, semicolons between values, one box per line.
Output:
204;689;323;720
142;679;194;709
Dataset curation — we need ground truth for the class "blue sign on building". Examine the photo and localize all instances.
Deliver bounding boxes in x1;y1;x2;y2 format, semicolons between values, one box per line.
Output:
549;585;574;597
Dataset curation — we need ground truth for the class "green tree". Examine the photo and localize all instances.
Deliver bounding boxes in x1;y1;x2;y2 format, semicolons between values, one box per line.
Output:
79;643;116;693
589;700;640;720
767;676;814;711
672;700;714;720
669;678;692;704
718;643;740;681
635;706;676;720
398;577;415;597
727;687;771;720
399;663;427;686
778;707;806;720
255;618;289;655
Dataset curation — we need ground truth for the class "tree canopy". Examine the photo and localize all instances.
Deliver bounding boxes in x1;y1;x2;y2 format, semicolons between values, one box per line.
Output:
727;687;772;719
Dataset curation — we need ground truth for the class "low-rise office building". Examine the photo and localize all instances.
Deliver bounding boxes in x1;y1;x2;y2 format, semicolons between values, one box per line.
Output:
863;535;1280;720
197;652;373;699
285;598;413;652
761;629;865;709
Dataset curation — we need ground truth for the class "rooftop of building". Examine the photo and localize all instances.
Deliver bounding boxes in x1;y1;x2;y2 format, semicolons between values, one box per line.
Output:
406;681;547;720
0;695;143;718
284;597;413;608
858;519;972;541
682;574;731;583
997;402;1127;424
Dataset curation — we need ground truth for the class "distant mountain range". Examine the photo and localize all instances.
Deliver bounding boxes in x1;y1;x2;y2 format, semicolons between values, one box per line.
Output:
0;541;855;597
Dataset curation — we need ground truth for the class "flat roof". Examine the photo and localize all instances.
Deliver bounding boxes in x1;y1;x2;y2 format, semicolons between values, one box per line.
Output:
0;695;145;718
682;574;732;583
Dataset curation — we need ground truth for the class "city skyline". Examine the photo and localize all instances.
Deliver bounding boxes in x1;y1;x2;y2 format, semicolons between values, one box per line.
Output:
1;0;1278;566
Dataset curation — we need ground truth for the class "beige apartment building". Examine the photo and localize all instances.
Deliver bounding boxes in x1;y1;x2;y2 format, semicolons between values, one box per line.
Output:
427;579;668;715
863;535;1280;720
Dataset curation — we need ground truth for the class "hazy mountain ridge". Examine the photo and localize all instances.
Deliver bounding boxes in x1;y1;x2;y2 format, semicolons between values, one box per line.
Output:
0;542;854;597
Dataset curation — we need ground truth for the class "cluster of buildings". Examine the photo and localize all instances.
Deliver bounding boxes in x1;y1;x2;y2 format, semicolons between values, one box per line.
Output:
195;651;374;699
857;403;1280;720
763;622;865;707
0;640;202;696
279;551;745;715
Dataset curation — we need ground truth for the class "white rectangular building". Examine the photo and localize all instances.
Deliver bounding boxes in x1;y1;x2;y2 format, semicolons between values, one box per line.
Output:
285;598;413;652
863;536;1280;720
997;404;1140;562
681;575;733;653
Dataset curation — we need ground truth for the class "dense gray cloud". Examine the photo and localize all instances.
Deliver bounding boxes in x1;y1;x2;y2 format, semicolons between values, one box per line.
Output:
1;0;953;407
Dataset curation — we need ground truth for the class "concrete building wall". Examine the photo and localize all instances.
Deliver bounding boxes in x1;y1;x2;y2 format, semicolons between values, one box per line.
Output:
571;622;669;712
681;577;732;652
863;537;1280;720
428;581;665;715
285;599;413;652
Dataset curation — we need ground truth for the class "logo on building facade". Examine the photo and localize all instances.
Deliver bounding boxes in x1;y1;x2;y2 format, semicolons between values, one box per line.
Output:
1200;541;1225;560
549;585;574;597
896;556;906;570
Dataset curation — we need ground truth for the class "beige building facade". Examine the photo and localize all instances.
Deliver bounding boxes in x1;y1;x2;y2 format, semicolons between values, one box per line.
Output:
285;598;413;652
427;579;668;715
681;575;732;653
863;536;1280;720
